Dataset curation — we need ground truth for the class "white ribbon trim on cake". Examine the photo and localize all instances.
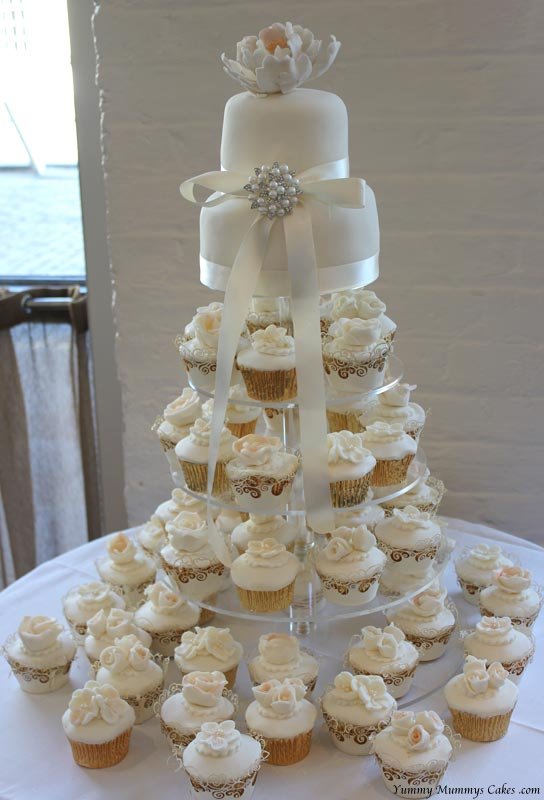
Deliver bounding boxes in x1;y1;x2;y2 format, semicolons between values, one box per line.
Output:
180;160;373;565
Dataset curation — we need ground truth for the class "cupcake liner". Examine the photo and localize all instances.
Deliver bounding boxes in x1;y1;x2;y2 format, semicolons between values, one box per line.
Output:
326;409;365;434
179;459;230;495
226;419;258;438
449;708;513;742
122;657;168;723
322;708;391;754
381;477;445;518
228;471;296;509
180;352;217;382
404;624;455;659
457;577;482;604
249;729;312;766
238;365;297;402
376;537;441;567
371;454;415;487
236;582;295;613
479;603;541;632
160;719;196;749
67;728;132;768
323;347;389;389
375;754;448;794
161;557;225;590
4;650;74;694
329;473;372;508
186;764;262;798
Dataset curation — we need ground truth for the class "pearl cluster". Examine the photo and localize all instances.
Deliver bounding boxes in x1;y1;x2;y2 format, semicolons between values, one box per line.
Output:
244;161;303;219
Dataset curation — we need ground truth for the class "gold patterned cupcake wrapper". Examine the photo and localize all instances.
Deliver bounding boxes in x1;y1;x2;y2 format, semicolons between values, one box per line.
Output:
326;409;365;434
449;708;513;742
479;604;541;630
381;477;445;518
405;625;455;653
5;650;74;691
329;473;372;508
321;707;391;749
236;582;295;613
228;471;296;506
249;728;312;766
238;365;297;402
179;349;217;380
68;728;132;769
322;343;390;384
377;537;440;565
350;662;418;689
375;754;449;789
179;459;230;495
316;569;381;597
457;577;482;598
371;454;415;487
186;763;263;797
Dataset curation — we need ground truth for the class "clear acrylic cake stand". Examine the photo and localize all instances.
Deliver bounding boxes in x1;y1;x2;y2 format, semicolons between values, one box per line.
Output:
165;352;462;707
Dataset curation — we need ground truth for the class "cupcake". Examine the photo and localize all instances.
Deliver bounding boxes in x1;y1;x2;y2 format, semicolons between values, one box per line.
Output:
160;512;226;602
134;580;200;657
84;608;152;664
455;544;514;605
321;672;396;755
246;296;292;335
326;390;372;434
136;514;167;559
247;633;319;695
63;581;125;641
96;533;156;609
463;615;534;680
230;538;300;612
361;422;417;487
202;384;261;439
155;488;207;527
328;288;397;344
231;514;297;553
326;431;376;507
182;721;264;800
3;615;76;694
347;623;419;699
314;526;386;606
374;506;442;576
373;710;452;795
62;680;135;768
175;418;237;496
386;582;456;661
479;566;542;632
155;387;202;457
444;655;518;742
358;383;426;441
380;468;445;517
179;304;227;391
96;634;167;723
158;670;236;750
237;324;297;402
245;677;317;765
323;317;389;393
226;434;299;513
334;493;385;533
174;627;244;690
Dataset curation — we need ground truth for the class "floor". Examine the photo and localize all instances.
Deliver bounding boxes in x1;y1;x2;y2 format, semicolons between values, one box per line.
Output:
0;167;86;280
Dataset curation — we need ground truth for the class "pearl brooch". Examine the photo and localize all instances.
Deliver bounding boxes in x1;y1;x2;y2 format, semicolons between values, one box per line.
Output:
244;162;303;219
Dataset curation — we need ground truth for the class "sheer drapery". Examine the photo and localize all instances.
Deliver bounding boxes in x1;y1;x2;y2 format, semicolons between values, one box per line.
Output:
0;287;102;588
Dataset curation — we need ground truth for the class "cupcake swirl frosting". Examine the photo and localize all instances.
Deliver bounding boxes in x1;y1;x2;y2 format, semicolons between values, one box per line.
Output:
246;515;286;538
252;677;305;719
106;533;139;567
192;306;222;349
100;634;153;674
194;720;241;757
257;633;300;668
19;616;63;653
252;324;295;356
68;680;131;726
144;581;185;614
380;383;417;408
244;538;291;568
166;511;208;552
327;431;374;465
390;709;445;751
492;565;532;595
232;434;282;467
362;421;406;444
138;516;165;549
406;584;447;618
75;582;122;611
188;418;235;449
360;623;407;661
87;608;142;641
390;505;435;531
330;672;392;710
328;317;381;351
473;616;515;646
331;289;386;321
322;525;377;563
182;670;228;708
464;543;506;571
163;388;202;426
178;627;239;663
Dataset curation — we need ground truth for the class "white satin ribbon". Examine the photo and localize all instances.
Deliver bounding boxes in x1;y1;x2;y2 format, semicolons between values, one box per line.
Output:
180;159;369;564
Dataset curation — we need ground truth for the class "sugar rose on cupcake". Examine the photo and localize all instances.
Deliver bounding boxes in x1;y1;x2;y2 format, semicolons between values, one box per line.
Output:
347;623;419;699
479;565;542;632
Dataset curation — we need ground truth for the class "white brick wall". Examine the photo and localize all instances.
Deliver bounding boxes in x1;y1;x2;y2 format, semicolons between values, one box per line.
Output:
93;0;544;543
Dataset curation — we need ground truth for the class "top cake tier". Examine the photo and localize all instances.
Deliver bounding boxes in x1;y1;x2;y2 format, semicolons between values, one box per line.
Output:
221;89;349;175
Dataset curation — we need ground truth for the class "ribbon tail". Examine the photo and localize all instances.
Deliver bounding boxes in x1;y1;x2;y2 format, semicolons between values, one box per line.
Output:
206;214;274;566
284;208;335;534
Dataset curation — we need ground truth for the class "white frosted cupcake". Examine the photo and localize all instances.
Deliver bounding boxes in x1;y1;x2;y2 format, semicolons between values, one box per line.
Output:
237;324;297;402
231;514;297;553
358;383;426;441
455;544;513;604
63;581;125;641
328;288;396;343
334;492;385;533
95;634;167;724
226;434;299;513
202;385;261;439
175;418;237;496
62;680;135;768
245;677;317;765
315;526;386;606
134;580;200;657
247;633;319;695
160;512;226;601
156;387;202;457
179;304;225;391
444;656;518;742
96;533;156;609
347;624;419;699
182;721;264;800
3;615;76;694
361;422;417;487
246;296;292;335
374;506;442;577
380;468;445;517
84;608;152;664
373;710;452;795
215;508;246;537
231;538;300;612
321;672;396;755
326;390;373;434
479;566;542;632
174;627;244;690
386;582;456;662
155;488;207;527
158;670;236;749
380;561;438;597
326;431;376;507
136;514;167;559
463;615;534;681
323;317;389;393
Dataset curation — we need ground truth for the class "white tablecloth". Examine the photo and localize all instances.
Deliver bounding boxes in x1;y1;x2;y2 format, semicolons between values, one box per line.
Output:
1;517;543;800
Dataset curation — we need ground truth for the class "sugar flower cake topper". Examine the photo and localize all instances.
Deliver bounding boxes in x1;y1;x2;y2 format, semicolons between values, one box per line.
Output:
221;22;341;95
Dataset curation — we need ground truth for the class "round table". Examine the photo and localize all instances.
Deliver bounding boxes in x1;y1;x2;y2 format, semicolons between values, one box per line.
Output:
1;517;543;800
